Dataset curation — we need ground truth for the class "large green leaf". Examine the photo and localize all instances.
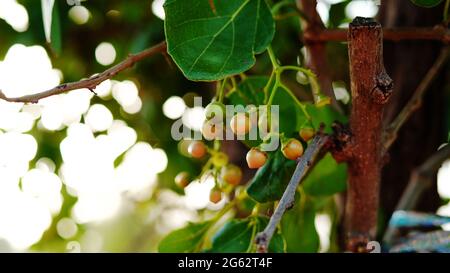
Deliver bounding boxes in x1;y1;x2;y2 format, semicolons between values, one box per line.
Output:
410;0;443;7
164;0;275;81
281;194;319;252
208;219;255;252
208;217;285;253
158;221;211;252
303;153;347;196
247;149;296;203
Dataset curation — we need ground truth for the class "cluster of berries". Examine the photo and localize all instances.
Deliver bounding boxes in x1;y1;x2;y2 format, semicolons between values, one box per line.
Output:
174;101;316;203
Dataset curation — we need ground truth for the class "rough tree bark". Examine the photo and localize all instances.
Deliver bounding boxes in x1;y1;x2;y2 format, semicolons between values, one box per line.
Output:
345;17;393;252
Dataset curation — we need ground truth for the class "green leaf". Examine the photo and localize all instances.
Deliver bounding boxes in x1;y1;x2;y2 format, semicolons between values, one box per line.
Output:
158;221;211;252
303;153;347;196
50;1;62;54
281;194;319;252
410;0;443;7
208;217;286;253
209;219;255;252
164;0;275;81
247;149;296;203
306;104;347;134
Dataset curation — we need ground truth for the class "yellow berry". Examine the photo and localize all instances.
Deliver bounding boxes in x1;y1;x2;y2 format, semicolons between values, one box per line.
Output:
299;126;315;141
212;152;229;168
221;164;242;186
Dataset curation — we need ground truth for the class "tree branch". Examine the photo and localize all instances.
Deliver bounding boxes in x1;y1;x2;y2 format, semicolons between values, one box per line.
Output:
383;47;449;151
345;17;393;252
254;133;329;253
382;144;450;245
0;41;167;103
303;27;450;44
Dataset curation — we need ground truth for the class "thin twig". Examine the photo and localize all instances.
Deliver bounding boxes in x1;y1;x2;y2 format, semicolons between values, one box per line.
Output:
383;47;449;151
382;144;450;245
303;27;450;44
254;133;329;253
0;42;167;103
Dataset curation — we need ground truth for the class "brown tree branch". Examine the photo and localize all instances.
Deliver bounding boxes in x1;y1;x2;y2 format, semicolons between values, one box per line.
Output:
254;133;329;253
382;144;450;245
297;0;342;113
303;27;450;44
345;17;393;253
0;42;167;103
383;47;449;151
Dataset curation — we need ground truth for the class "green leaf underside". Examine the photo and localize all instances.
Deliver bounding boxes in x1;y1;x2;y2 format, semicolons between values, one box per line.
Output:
208;217;285;253
158;221;211;252
410;0;443;7
164;0;275;81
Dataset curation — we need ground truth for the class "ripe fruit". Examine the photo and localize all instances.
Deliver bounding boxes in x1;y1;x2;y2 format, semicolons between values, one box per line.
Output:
282;139;304;160
230;113;251;136
209;189;222;204
205;102;226;121
212;152;228;168
246;148;267;169
188;141;207;158
299;126;315;141
221;164;242;186
174;172;190;188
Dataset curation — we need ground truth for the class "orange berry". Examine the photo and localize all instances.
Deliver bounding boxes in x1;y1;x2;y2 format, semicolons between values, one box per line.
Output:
174;172;190;188
188;141;207;158
221;164;242;186
246;148;267;169
299;126;315;141
282;139;304;160
209;189;222;204
230;113;251;136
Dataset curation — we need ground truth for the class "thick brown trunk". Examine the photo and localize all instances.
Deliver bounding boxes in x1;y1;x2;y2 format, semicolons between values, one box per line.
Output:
345;17;393;252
